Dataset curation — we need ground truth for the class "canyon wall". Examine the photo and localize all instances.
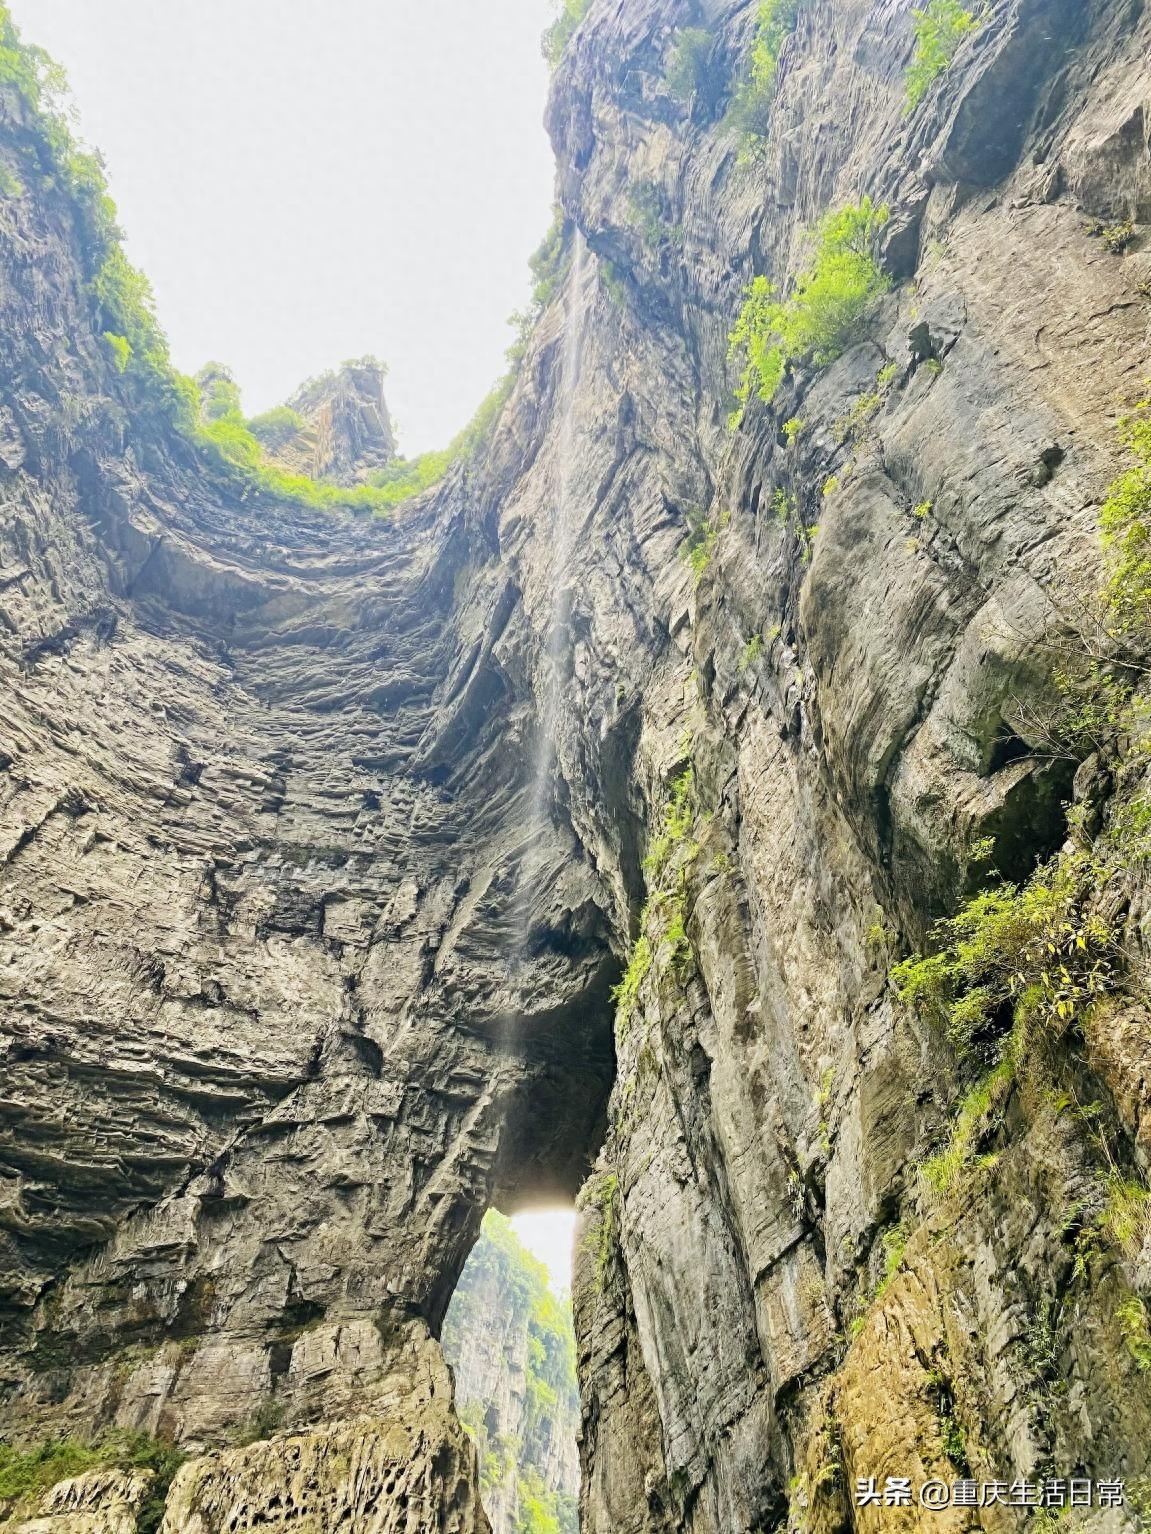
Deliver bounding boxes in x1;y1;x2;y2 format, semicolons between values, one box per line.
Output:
443;1211;579;1534
0;0;1150;1530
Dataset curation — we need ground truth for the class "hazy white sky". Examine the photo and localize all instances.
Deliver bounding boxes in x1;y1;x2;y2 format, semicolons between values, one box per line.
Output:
14;0;558;454
511;1208;575;1294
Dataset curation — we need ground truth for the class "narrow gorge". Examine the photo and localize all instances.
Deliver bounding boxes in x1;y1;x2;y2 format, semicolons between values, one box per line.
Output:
1;0;1150;1530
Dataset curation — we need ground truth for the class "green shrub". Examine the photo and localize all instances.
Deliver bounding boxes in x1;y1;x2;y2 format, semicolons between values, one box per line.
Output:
891;851;1116;1054
1101;394;1151;633
578;1171;620;1288
728;0;801;141
0;1432;184;1526
238;1397;285;1446
1117;1297;1151;1372
528;211;569;309
665;27;715;106
0;1440;106;1503
874;1222;912;1301
919;1060;1013;1196
612;770;698;1035
729;198;889;423
627;181;666;248
245;405;305;449
516;1468;575;1534
368;450;453;508
643;768;694;881
1088;218;1135;255
683;520;717;582
195;364;243;424
613;935;653;1034
542;0;591;66
905;0;982;113
102;332;131;373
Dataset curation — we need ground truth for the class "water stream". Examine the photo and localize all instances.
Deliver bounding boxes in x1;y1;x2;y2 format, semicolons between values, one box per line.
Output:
513;232;589;955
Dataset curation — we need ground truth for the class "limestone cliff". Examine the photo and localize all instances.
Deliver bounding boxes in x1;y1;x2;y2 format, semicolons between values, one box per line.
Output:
261;358;398;486
442;1212;579;1534
0;0;1150;1531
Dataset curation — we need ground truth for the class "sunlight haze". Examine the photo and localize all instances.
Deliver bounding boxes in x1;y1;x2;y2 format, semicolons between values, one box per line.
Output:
13;0;558;454
510;1208;575;1295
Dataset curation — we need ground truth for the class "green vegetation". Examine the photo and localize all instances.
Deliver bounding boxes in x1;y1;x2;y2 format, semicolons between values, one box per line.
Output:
443;1212;578;1534
905;0;983;114
1088;218;1135;255
628;181;680;249
0;5;191;418
543;0;591;67
665;27;715;105
518;1467;577;1534
1101;393;1151;633
1117;1297;1151;1373
729;198;889;425
578;1171;620;1291
191;370;406;516
366;450;453;508
643;767;695;881
527;210;569;311
0;1439;108;1503
246;405;305;449
742;633;764;669
728;0;801;143
196;363;243;423
0;6;540;518
613;767;700;1043
0;1432;184;1531
683;518;717;583
918;1060;1014;1195
891;851;1116;1057
1102;1172;1151;1257
237;1397;285;1447
598;257;628;310
835;360;899;441
613;934;653;1033
874;1222;912;1303
0;9;400;513
189;225;572;516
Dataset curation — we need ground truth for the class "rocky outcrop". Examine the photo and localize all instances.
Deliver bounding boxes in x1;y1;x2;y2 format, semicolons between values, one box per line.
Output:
443;1212;579;1534
12;1469;155;1534
1;0;1151;1530
263;357;398;484
158;1358;490;1534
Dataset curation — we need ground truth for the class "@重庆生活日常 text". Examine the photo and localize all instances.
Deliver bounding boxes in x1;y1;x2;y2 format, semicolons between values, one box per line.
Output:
853;1477;1125;1511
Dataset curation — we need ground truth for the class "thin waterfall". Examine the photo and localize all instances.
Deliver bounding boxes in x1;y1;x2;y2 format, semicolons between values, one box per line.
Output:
514;232;588;955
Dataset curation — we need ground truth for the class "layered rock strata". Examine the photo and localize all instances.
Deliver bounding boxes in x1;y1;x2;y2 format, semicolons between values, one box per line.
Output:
0;0;1149;1531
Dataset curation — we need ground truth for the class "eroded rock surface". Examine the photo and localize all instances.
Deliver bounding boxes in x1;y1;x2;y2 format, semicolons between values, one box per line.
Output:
264;357;398;485
1;0;1150;1530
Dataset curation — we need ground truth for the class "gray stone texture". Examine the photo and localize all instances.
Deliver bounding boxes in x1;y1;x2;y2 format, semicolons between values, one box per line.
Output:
0;0;1150;1529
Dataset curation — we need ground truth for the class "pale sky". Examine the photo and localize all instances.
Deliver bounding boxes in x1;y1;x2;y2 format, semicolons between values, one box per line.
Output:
14;0;558;455
511;1208;575;1294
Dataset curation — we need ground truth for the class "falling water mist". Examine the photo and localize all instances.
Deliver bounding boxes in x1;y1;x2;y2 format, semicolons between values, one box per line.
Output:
512;232;589;957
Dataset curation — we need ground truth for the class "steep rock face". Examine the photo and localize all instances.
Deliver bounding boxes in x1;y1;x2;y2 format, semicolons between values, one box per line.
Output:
443;1212;579;1534
263;358;398;485
0;46;615;1530
548;2;1151;1531
0;0;1149;1531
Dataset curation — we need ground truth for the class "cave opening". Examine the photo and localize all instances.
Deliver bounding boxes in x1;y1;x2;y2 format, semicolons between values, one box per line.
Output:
429;931;619;1534
443;1202;581;1534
